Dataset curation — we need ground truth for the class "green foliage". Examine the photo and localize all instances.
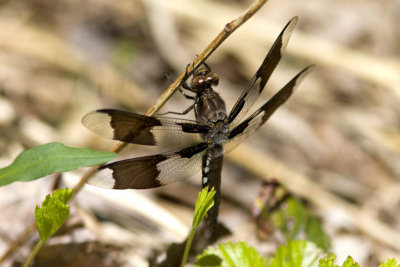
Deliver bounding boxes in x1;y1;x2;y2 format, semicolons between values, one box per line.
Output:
35;188;73;241
181;187;216;267
196;241;265;267
319;254;337;267
195;240;396;267
267;240;323;267
319;254;360;267
0;142;115;186
379;259;400;267
270;197;331;251
341;257;360;267
193;186;216;229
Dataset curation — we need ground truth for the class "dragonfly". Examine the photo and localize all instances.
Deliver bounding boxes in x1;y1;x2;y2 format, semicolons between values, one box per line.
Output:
82;16;313;226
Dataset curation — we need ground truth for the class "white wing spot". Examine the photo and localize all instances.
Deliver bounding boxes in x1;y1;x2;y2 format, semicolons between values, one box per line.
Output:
87;168;115;189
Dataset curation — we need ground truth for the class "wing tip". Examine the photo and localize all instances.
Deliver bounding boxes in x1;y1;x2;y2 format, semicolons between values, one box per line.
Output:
299;64;315;78
81;110;114;139
291;64;315;91
281;17;299;49
288;16;299;26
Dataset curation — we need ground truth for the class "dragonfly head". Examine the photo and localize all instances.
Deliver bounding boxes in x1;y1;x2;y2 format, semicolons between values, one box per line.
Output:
191;67;219;91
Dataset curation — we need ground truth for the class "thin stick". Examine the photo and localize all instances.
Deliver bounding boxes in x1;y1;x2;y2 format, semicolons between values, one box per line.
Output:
146;0;268;116
110;0;268;160
0;0;268;264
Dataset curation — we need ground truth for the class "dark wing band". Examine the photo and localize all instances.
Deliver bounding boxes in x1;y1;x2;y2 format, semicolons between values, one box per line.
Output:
87;142;209;189
82;109;210;147
228;17;298;129
225;66;314;153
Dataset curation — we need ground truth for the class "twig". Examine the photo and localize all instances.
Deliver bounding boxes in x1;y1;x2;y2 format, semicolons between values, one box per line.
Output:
146;0;268;116
0;0;268;263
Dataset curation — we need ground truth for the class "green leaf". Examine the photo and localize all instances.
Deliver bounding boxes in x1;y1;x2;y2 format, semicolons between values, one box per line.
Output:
319;254;337;267
0;142;116;186
196;241;265;267
35;188;73;241
319;255;360;267
270;197;331;251
195;254;222;266
181;187;216;267
320;255;399;267
192;186;216;229
268;240;323;267
305;216;331;252
379;259;400;267
342;256;360;267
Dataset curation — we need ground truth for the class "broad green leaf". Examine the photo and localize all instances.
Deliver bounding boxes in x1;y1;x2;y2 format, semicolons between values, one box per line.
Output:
268;240;323;267
196;241;265;267
379;259;400;267
0;142;115;186
35;188;73;240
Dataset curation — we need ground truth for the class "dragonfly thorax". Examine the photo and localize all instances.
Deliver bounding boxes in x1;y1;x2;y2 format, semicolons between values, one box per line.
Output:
194;85;227;125
206;119;230;146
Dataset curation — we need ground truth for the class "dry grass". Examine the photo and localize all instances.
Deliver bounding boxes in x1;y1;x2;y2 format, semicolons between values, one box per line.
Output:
0;0;399;266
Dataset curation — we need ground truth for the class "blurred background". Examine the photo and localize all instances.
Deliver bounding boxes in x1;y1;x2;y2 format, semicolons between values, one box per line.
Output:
0;0;399;266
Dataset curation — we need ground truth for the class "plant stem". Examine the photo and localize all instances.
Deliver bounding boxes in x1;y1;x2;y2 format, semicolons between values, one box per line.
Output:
181;227;196;267
22;239;45;267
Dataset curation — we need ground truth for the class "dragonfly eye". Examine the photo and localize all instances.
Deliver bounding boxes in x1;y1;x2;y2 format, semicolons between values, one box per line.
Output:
206;73;219;86
192;76;206;88
194;67;210;77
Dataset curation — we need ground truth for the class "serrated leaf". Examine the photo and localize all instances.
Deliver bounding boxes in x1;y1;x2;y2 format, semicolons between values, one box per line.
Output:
0;142;115;186
319;254;337;267
319;255;360;267
379;259;400;267
342;256;360;267
196;241;265;267
180;187;216;267
319;256;399;267
192;186;215;228
268;240;323;267
35;188;73;240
